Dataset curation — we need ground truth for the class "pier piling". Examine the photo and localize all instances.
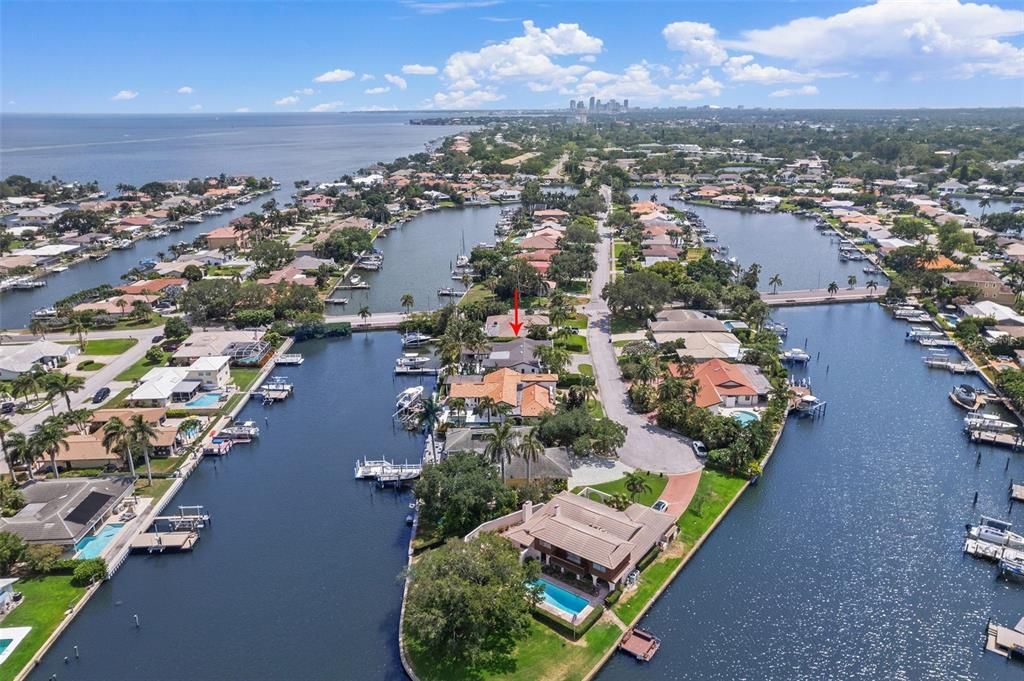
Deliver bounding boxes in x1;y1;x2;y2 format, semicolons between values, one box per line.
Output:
1007;457;1011;472
977;452;983;466
73;646;79;659
133;614;140;628
974;491;979;506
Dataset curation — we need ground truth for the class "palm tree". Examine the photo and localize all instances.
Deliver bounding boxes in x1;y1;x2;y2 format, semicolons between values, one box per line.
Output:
44;372;85;413
177;417;202;440
446;397;467;426
461;273;472;290
0;418;15;483
577;374;598;403
28;317;47;339
866;279;879;295
517;427;544;483
474;396;500;425
635;354;660;385
358;305;372;328
12;372;40;406
847;274;857;289
535;346;570;375
115;298;129;317
416;395;443;435
980;196;991;217
827;281;839;297
61;408;92;434
31;417;69;479
400;293;415;314
623;471;652;502
768;274;783;294
102;416;137;478
67;314;88;351
3;431;29;483
128;414;158;486
483;421;516;482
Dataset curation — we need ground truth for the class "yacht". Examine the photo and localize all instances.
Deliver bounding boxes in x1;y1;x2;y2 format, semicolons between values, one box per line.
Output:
32;307;58;318
50;266;69;273
964;412;1018;433
455;254;470;268
906;327;943;341
182;215;204;224
112;238;134;250
221;203;237;211
395;386;424;411
968;516;1024;550
949;384;982;410
781;348;811;364
437;287;460;297
220;421;261;439
863;265;882;275
395;353;430;369
168;223;184;232
349;274;362;286
794;394;823;413
401;332;433;348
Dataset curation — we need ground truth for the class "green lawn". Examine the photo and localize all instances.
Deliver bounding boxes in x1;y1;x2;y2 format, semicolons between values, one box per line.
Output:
586;400;604;418
613;555;683;626
230;367;261;391
459;285;493;307
82;338;138;355
409;619;621;681
115;355;166;381
76;360;105;372
685;247;708;262
577;364;593;376
104;386;134;408
562;315;587;329
609;315;645;335
677;470;746;543
134;477;175;499
0;575;87;681
108;313;164;330
575;471;668;508
147;456;182;475
554;335;588;353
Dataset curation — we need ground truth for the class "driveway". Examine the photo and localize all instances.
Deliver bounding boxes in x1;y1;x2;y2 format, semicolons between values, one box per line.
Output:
582;186;701;475
658;471;703;518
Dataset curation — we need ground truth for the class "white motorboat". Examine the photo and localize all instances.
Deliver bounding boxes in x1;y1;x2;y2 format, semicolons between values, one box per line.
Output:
221;203;237;211
964;412;1018;433
395;386;424;411
112;239;134;250
968;516;1024;551
32;307;58;318
349;274;362;285
220;420;261;439
794;394;822;413
401;332;433;348
50;266;69;273
396;353;430;369
781;348;811;364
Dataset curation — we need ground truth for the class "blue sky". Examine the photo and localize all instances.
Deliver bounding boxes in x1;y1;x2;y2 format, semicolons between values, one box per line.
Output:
2;0;1022;113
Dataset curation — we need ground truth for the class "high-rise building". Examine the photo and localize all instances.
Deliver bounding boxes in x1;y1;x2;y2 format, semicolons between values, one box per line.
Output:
623;99;629;111
569;99;576;110
588;96;595;111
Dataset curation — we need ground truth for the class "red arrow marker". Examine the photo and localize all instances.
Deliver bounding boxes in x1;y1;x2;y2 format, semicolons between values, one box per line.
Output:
510;287;523;337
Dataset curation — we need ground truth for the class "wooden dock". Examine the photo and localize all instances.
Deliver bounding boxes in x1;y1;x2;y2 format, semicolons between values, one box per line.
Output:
986;617;1024;660
963;537;1024;563
619;627;661;662
1011;481;1024;503
130;531;199;553
968;429;1024;450
394;366;438;375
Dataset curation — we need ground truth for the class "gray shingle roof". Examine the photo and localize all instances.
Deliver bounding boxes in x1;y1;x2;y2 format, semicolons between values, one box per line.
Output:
0;477;134;544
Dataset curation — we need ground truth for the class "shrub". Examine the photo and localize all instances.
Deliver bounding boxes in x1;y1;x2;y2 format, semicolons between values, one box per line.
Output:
636;546;660;572
24;544;62;574
557;373;583;389
71;558;108;586
532;602;604;639
144;346;165;364
0;531;25;573
604;586;623;607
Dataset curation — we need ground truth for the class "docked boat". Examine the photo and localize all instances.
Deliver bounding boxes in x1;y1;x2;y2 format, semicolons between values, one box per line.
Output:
395;386;424;411
396;353;430;369
50;265;69;273
455;254;470;268
964;412;1018;433
781;348;811;364
437;287;460;297
349;274;362;286
221;203;237;211
401;332;433;348
182;215;204;224
702;234;719;243
276;353;304;365
949;384;982;410
89;252;109;261
968;516;1024;550
863;265;882;275
112;238;134;250
147;229;168;239
765;320;788;338
32;306;58;318
999;558;1024;581
219;421;261;440
168;222;184;231
794;394;823;414
905;326;943;341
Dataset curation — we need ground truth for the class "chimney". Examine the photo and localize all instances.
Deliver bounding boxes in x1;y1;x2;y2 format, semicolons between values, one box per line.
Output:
552;503;560;517
523;500;533;521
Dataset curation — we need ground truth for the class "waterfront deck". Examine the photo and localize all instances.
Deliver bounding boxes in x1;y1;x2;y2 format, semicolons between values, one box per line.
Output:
354;458;422;483
986;617;1024;660
619;627;661;661
1011;481;1024;503
963;537;1024;563
968;429;1024;450
130;531;199;553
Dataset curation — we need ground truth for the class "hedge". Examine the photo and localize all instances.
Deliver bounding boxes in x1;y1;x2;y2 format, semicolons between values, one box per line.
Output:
557;373;583;389
636;546;660;572
532;602;604;640
604;586;623;607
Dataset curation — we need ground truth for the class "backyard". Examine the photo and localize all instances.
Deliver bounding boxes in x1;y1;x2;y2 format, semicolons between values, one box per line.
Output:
0;576;87;681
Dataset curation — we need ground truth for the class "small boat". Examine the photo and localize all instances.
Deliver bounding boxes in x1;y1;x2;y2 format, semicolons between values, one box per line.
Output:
349;274;362;285
968;516;1024;550
999;558;1024;580
794;394;823;413
32;307;58;318
112;239;134;250
781;348;811;364
396;353;430;369
276;354;304;365
89;252;109;261
182;215;204;224
50;266;69;273
219;420;261;440
964;412;1018;433
906;326;943;341
437;287;459;297
168;223;184;232
863;265;882;274
395;386;424;411
221;203;237;211
401;332;433;348
949;384;982;410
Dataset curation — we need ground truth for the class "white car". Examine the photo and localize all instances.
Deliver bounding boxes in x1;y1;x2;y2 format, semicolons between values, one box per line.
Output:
652;500;669;512
692;440;707;458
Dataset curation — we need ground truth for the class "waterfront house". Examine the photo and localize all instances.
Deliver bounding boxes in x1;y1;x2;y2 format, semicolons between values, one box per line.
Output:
89;407;168;430
937;179;968;195
502;491;677;590
446;368;557;421
682;358;772;410
657;331;742;361
126;356;230;407
518;234;560;251
444;427;571;486
0;341;79;380
171;330;263;364
205;225;248;250
257;266;317;287
116;278;188;297
0;255;38;274
299;193;335;210
959;300;1024;326
476;338;552;373
53;433;122;471
943;270;1016;304
648;310;728;334
484;314;550;338
73;294;160;317
0;477;134;547
14;244;79;266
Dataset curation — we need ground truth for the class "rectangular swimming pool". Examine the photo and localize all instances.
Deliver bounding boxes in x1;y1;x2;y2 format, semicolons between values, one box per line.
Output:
185;392;222;408
75;523;125;559
533;578;589;617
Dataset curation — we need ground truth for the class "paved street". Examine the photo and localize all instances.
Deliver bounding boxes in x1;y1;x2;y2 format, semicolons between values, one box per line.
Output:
583;187;701;475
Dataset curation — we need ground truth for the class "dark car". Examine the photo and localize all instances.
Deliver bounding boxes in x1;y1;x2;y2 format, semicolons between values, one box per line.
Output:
92;387;111;404
151;335;164;344
0;401;14;415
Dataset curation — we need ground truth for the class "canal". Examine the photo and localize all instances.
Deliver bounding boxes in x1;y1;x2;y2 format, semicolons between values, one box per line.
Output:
599;303;1024;681
27;332;432;681
327;203;505;314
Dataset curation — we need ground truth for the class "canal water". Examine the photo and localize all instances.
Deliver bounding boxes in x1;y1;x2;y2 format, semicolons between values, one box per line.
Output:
0;113;469;327
328;204;505;314
599;303;1024;681
954;196;1022;219
26;332;433;681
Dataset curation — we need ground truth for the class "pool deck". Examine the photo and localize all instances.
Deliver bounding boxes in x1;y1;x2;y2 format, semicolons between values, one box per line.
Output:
535;576;601;626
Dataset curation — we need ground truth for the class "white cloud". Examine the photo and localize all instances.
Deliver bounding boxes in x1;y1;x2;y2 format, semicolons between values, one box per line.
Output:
275;96;300;106
431;88;505;108
402;64;438;75
313;68;356;83
722;55;819;84
360;74;374;81
579;55;597;63
177;86;194;95
662;21;728;66
235;107;251;113
770;85;820;97
565;63;722;104
668;75;724;100
294;87;315;95
309;101;345;112
384;74;408;90
403;1;501;14
727;0;1024;78
442;20;602;95
365;86;391;94
189;104;203;111
111;90;138;101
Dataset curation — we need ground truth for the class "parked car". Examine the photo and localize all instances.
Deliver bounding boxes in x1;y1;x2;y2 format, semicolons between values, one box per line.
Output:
151;335;164;344
652;500;669;512
0;401;14;415
92;387;111;404
692;440;707;458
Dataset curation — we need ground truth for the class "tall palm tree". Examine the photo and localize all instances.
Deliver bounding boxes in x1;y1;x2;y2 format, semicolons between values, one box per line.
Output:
474;396;500;425
517;427;544;483
827;281;839;297
866;279;879;295
979;196;991;217
577;374;598;403
12;372;40;406
0;418;15;483
416;395;443;435
400;293;415;314
67;314;88;351
847;274;857;289
768;274;783;294
128;414;158;486
483;421;516;482
31;417;69;479
623;471;653;502
635;354;660;385
44;372;85;413
177;417;202;440
358;305;372;328
102;416;136;478
61;408;92;434
446;397;467;426
3;431;30;483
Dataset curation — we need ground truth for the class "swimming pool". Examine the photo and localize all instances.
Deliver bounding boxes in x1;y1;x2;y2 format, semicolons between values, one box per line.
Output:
533;579;589;617
731;409;760;425
185;392;222;408
75;523;125;559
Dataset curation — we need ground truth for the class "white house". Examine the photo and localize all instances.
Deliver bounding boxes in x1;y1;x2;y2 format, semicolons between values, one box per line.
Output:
0;341;79;380
187;355;230;389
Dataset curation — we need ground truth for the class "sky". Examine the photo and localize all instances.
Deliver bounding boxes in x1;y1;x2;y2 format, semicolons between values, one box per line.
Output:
1;0;1022;113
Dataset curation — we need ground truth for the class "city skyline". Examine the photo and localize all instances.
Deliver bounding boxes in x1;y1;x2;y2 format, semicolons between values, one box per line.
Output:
1;0;1022;114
